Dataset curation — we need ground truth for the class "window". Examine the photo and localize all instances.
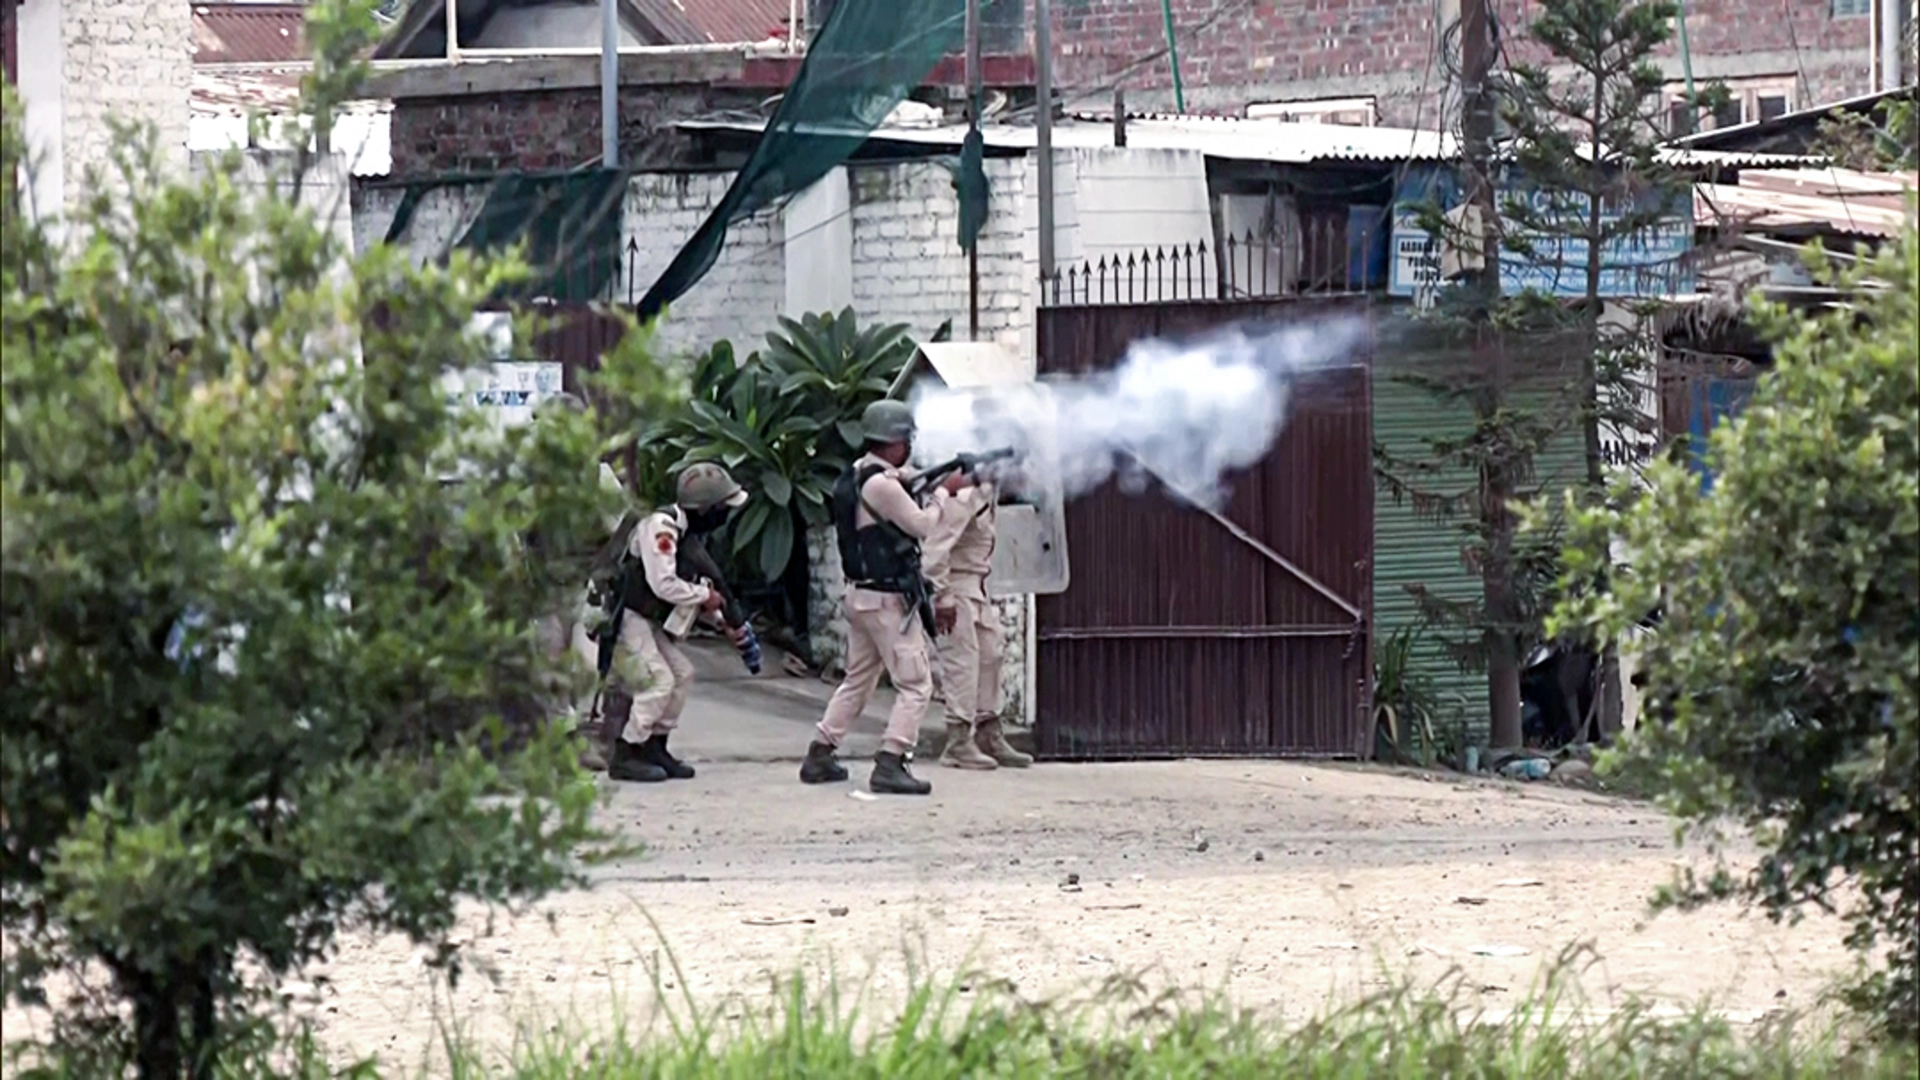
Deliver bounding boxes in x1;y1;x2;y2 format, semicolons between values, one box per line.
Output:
1668;100;1695;137
1831;0;1870;16
1246;97;1378;127
1664;75;1799;134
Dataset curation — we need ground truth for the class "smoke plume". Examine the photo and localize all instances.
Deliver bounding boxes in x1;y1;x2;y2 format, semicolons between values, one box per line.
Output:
909;317;1366;510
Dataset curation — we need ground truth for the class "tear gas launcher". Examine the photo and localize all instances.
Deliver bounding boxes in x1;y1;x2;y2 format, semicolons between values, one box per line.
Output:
907;447;1019;501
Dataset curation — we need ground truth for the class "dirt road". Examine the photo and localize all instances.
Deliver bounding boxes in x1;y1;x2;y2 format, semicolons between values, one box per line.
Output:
91;759;1835;1071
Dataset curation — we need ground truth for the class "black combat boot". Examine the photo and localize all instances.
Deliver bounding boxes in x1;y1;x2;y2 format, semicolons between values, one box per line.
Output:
869;751;932;796
640;733;695;780
799;740;849;784
608;739;668;783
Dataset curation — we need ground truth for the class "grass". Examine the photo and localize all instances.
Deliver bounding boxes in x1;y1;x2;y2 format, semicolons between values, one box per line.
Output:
11;945;1915;1078
246;948;1920;1078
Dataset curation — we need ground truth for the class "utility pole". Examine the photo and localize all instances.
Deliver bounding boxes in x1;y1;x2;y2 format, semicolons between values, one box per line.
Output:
601;0;620;169
966;0;981;340
1461;0;1522;751
1035;0;1055;278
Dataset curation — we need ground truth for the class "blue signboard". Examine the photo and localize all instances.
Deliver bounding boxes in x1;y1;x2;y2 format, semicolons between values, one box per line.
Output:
1388;164;1694;299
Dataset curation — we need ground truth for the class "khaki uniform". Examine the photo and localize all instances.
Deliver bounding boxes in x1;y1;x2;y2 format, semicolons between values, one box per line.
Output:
815;454;951;755
605;505;716;744
541;463;631;740
923;483;1002;731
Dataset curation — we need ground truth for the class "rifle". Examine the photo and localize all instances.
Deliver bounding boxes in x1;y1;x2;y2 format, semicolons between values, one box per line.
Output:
906;447;1018;500
592;536;763;676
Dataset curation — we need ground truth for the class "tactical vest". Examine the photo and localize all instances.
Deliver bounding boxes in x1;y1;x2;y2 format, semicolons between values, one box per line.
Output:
832;462;921;592
588;511;676;624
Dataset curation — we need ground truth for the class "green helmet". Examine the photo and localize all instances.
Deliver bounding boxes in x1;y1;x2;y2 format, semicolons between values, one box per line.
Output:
860;400;916;445
676;461;747;512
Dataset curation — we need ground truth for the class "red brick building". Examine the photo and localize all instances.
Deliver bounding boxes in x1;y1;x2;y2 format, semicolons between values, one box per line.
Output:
1050;0;1898;129
367;0;1906;178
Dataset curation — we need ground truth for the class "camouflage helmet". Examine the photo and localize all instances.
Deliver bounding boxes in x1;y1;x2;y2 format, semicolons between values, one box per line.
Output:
676;461;747;512
860;399;916;445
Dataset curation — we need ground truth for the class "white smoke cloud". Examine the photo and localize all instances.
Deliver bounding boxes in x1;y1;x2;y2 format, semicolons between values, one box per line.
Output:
909;317;1367;510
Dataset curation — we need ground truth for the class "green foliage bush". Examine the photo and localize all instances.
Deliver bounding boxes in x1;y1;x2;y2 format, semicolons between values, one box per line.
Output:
0;3;655;1072
1546;225;1920;1038
638;308;924;589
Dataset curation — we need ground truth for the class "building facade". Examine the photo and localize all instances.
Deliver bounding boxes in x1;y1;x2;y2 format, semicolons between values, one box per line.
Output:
1049;0;1899;131
5;0;193;223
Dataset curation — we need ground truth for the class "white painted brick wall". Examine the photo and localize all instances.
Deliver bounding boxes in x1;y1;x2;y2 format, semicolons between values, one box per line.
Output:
350;160;1042;722
61;0;191;201
350;181;489;264
623;172;786;362
847;159;1031;353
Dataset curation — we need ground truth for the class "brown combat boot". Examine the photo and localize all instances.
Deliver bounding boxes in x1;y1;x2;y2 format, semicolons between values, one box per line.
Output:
975;717;1033;768
940;721;999;770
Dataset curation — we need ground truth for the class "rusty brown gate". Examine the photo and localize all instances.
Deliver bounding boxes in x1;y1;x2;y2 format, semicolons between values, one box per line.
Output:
1033;296;1375;760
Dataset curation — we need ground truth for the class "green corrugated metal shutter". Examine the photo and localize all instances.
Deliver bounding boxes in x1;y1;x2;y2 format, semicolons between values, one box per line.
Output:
1372;349;1588;748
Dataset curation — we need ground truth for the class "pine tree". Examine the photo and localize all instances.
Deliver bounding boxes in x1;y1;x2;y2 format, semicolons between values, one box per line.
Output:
1379;0;1697;750
1495;0;1698;737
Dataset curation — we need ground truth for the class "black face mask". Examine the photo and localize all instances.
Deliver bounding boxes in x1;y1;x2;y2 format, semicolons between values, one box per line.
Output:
686;505;733;536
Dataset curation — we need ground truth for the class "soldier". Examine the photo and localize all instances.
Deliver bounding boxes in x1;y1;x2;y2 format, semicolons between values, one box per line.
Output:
800;400;964;795
531;391;628;772
594;462;751;783
923;475;1034;770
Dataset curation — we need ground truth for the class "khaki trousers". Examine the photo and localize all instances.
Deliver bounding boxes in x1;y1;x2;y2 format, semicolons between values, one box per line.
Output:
603;615;694;743
935;578;1001;726
540;592;602;727
816;587;934;755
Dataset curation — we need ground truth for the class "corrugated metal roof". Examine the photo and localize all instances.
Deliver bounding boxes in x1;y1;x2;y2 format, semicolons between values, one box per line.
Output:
645;0;791;45
1697;167;1917;238
194;3;310;65
1669;85;1917;152
677;114;1461;163
375;0;788;57
192;67;393;176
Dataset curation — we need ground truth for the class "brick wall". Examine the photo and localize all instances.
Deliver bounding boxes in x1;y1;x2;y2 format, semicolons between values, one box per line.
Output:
848;159;1033;352
387;84;766;177
352;158;1039;720
1050;0;1877;124
621;171;786;360
60;0;192;202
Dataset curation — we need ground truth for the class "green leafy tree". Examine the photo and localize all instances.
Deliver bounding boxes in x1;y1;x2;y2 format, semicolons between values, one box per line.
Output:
1495;0;1706;738
0;2;656;1073
1545;225;1919;1037
634;308;924;657
1381;0;1709;749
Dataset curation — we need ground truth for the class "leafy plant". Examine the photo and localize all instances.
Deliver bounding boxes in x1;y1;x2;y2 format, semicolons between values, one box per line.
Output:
1544;227;1919;1038
0;3;642;1073
1373;627;1442;765
640;309;920;590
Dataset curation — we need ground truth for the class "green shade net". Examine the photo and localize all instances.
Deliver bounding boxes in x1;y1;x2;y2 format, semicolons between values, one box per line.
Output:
955;127;988;253
637;0;966;320
455;169;628;304
381;169;627;304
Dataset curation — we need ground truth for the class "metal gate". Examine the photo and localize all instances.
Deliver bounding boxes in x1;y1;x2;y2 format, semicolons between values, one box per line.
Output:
1033;296;1375;759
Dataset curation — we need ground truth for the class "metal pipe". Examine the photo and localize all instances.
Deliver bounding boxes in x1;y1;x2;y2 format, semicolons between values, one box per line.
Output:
1880;0;1903;92
966;0;981;340
1158;0;1185;113
445;0;459;63
601;0;619;168
1035;0;1054;277
1674;0;1696;132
